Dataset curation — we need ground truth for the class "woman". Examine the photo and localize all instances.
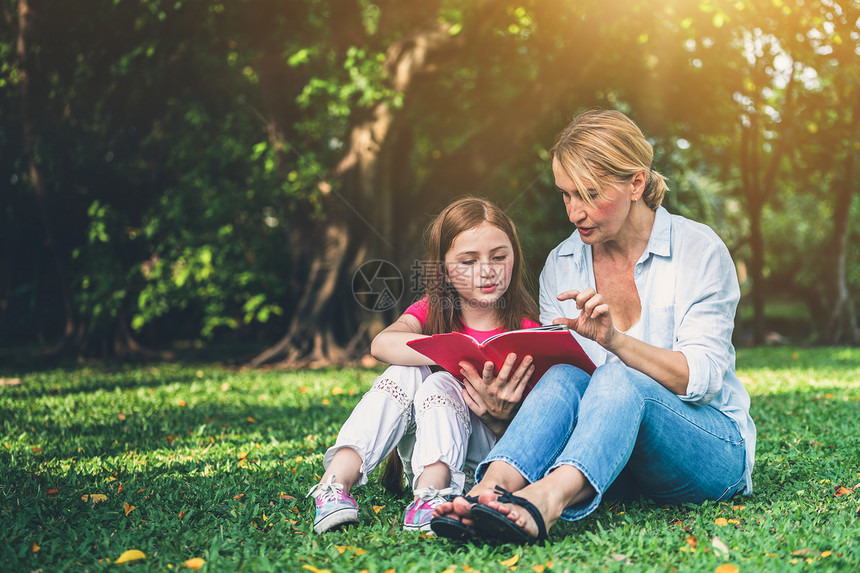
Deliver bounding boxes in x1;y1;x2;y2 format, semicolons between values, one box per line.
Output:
431;109;756;544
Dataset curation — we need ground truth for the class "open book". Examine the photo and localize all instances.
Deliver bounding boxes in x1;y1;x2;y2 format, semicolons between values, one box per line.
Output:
407;324;595;390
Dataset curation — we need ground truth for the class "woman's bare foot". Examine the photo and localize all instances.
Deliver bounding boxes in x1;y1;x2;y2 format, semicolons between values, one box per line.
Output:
481;483;559;539
432;460;529;523
481;466;595;539
431;483;493;527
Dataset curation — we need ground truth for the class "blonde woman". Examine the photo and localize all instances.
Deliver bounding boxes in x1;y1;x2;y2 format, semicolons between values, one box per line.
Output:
432;110;756;544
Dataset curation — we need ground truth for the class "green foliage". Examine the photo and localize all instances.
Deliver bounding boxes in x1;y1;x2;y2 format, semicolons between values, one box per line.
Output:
1;0;858;350
1;349;859;571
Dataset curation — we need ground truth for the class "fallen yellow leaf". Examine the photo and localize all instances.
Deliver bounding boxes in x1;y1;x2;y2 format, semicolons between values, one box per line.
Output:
372;505;385;514
301;566;332;573
124;502;135;516
177;400;186;407
714;517;728;526
532;565;545;573
821;551;832;557
715;565;738;573
115;549;146;564
500;553;519;567
32;543;40;553
82;494;108;504
184;557;205;570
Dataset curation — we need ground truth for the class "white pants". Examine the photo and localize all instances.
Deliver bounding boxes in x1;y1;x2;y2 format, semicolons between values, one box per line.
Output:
322;365;497;494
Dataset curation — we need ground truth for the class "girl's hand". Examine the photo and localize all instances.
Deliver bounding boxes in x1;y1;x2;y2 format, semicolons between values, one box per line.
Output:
459;353;534;437
553;288;619;349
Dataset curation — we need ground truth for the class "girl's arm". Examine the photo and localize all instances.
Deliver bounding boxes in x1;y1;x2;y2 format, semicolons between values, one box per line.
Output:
369;314;436;366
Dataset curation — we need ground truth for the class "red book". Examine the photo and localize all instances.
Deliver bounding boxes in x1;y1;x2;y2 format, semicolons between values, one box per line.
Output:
407;325;595;391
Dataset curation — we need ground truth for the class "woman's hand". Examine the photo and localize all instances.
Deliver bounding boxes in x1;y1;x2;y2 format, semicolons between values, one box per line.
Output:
459;353;534;437
553;288;619;349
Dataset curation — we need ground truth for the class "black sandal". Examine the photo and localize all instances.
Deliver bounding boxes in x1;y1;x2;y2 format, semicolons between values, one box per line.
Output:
471;486;548;545
429;494;478;541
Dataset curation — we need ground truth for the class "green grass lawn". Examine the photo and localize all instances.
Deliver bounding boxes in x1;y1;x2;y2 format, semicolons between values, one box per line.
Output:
1;347;858;572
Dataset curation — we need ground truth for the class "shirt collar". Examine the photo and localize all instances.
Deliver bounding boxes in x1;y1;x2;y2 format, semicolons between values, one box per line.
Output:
556;205;672;266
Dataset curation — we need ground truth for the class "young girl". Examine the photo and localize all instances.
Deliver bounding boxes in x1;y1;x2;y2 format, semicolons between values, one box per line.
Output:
307;197;541;534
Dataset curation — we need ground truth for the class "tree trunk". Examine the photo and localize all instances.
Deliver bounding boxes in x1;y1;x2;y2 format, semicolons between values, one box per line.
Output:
822;151;860;345
16;0;77;348
246;14;467;368
17;0;175;360
747;202;767;343
737;73;795;345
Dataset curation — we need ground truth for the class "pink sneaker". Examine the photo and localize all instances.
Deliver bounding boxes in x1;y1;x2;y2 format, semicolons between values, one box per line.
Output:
403;486;453;532
307;475;359;534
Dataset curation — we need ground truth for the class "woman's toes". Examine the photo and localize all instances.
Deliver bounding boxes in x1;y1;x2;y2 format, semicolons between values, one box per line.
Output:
432;501;453;517
477;489;498;505
451;496;474;517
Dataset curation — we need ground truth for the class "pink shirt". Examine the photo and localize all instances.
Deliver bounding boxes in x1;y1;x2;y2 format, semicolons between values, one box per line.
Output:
403;297;540;342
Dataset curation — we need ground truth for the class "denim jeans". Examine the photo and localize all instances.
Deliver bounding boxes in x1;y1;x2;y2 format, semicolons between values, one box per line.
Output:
476;363;746;521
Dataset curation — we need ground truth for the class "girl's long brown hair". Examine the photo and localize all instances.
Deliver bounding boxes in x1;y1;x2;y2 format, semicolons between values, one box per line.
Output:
381;196;538;494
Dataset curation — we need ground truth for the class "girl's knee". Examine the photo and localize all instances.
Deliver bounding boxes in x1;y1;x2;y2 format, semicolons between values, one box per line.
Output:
415;371;462;400
373;365;428;394
380;364;429;384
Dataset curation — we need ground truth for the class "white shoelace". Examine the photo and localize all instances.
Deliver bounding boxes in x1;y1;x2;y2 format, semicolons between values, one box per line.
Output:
413;486;454;504
306;475;347;503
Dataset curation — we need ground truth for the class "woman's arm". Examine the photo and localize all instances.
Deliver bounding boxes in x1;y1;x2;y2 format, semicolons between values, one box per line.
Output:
553;288;690;395
369;313;436;366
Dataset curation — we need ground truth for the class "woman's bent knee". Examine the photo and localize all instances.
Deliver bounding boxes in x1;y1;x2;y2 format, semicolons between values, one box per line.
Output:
534;364;590;395
588;363;642;398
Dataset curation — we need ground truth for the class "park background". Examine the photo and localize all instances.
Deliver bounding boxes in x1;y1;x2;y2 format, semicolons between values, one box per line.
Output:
1;0;859;571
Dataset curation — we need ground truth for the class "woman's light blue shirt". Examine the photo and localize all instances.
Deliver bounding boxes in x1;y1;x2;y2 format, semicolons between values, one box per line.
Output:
539;206;756;494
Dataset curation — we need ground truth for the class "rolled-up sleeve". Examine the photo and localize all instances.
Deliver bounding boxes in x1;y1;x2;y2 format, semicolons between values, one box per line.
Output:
674;233;740;405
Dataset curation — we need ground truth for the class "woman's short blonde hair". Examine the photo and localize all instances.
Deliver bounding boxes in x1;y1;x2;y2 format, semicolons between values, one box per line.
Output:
550;109;668;209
